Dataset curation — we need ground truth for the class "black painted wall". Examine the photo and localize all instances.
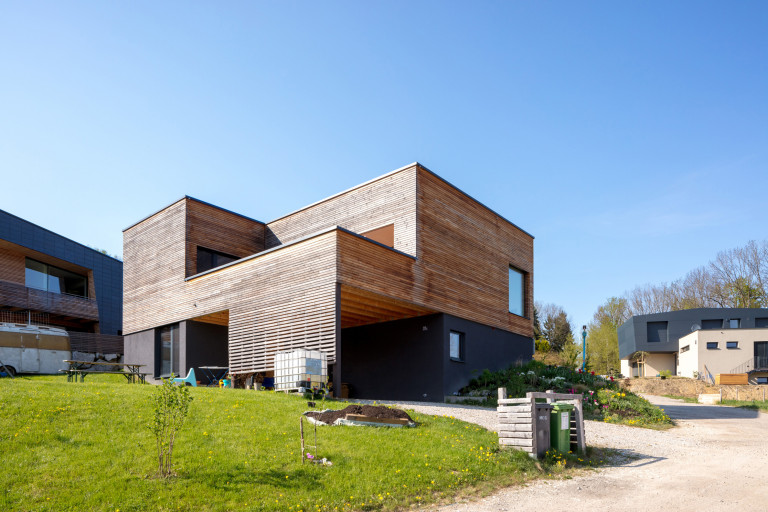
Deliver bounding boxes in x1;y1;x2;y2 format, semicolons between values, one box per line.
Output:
618;308;768;359
0;209;123;334
341;313;534;402
182;320;228;384
341;314;444;401
441;314;533;397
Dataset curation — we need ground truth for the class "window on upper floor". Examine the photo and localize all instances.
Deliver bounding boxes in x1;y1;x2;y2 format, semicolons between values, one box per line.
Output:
706;342;719;350
680;345;690;353
197;246;239;274
729;319;740;329
756;318;768;328
702;319;723;329
509;266;525;317
25;258;88;298
726;341;739;349
647;321;668;343
360;224;394;248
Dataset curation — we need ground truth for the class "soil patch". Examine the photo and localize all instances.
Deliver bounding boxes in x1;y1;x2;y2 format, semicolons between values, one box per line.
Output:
306;405;414;425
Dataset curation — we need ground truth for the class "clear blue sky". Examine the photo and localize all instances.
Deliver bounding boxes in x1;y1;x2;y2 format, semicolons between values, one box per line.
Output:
1;1;766;330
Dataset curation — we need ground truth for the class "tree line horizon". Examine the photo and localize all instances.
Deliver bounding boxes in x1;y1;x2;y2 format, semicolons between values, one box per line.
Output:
535;239;768;374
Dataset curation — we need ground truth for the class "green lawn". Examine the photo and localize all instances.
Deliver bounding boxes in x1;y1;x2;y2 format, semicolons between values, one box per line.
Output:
0;375;595;512
719;399;768;412
662;394;698;403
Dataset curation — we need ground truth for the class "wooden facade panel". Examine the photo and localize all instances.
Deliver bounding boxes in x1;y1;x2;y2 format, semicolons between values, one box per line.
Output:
0;244;25;284
123;163;534;375
266;166;418;256
185;199;265;277
123;200;188;334
416;168;534;337
0;279;99;321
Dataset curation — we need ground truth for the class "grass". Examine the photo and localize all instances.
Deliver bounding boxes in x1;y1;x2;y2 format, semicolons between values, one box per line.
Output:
662;394;698;403
718;400;768;412
594;389;673;429
0;375;600;512
662;395;768;412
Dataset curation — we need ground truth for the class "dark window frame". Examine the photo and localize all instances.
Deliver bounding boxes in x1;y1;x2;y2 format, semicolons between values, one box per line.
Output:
728;319;741;329
156;323;179;379
197;246;239;274
449;330;465;362
508;265;526;318
706;342;719;350
24;257;88;298
726;341;739;349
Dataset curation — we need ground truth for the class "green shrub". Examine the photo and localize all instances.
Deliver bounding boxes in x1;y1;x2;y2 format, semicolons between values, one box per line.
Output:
149;375;193;477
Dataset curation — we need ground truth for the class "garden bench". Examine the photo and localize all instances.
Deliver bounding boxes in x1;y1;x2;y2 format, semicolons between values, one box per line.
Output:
61;360;149;384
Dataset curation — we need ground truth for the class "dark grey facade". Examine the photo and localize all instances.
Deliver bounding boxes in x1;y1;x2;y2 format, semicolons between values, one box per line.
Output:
125;320;228;382
341;313;533;401
0;208;123;335
618;308;768;359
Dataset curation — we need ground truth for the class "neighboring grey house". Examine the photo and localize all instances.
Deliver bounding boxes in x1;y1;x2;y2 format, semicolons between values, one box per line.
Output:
617;308;768;381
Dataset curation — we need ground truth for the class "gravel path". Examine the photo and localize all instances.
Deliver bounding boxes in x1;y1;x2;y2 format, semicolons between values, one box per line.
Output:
361;396;768;512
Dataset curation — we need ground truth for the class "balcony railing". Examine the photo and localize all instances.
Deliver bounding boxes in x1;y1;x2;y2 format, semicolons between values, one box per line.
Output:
0;279;99;321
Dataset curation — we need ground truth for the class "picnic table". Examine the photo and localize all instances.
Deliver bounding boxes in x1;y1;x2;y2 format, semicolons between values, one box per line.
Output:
61;360;149;384
198;366;229;386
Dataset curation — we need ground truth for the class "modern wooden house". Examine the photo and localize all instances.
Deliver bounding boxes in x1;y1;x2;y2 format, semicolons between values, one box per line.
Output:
123;163;534;400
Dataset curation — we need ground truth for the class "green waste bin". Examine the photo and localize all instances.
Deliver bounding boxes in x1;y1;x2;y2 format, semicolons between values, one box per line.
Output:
549;403;574;453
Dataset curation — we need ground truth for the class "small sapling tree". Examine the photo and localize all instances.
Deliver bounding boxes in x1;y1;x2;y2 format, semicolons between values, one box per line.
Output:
149;374;193;477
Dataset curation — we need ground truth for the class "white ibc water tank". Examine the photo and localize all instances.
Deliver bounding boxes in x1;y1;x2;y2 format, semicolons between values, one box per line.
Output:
274;349;328;391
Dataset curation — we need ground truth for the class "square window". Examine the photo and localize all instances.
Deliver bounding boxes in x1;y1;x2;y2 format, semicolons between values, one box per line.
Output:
706;342;719;350
729;319;740;329
726;341;739;349
449;331;464;362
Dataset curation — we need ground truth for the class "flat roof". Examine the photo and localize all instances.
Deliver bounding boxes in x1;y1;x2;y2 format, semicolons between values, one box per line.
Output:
0;208;123;263
123;162;534;239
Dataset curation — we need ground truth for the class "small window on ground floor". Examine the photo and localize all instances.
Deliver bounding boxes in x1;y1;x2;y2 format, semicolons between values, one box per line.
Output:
706;342;719;350
449;330;464;362
726;341;739;349
756;377;768;384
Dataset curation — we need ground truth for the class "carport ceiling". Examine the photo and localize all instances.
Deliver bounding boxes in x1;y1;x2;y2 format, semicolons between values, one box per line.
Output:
339;285;434;329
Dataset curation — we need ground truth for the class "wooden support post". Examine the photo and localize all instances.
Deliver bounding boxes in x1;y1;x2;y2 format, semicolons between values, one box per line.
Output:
300;417;305;464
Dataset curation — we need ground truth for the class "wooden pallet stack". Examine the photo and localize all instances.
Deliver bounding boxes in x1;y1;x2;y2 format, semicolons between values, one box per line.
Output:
497;388;586;458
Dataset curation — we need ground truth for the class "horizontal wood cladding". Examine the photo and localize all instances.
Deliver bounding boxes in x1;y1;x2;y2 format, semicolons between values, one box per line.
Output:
340;284;435;329
0;245;25;284
185;199;265;278
68;332;124;354
0;279;99;321
123;200;188;334
416;168;534;337
124;220;339;372
266;165;417;256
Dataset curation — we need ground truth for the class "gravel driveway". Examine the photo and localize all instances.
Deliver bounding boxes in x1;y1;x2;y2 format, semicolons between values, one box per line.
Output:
367;396;768;512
